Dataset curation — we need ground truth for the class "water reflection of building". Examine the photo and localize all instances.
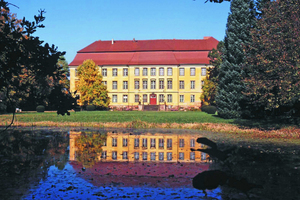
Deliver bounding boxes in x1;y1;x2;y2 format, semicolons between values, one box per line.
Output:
70;131;208;163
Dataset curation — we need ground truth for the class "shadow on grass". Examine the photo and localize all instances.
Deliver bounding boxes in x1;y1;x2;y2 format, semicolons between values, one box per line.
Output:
212;114;300;130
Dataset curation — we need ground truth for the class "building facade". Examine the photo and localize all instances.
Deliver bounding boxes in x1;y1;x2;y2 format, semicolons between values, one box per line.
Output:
69;37;218;109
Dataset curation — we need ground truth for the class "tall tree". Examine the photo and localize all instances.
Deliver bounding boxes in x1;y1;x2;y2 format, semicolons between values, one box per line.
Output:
243;0;300;117
77;59;110;109
201;41;224;105
215;0;256;118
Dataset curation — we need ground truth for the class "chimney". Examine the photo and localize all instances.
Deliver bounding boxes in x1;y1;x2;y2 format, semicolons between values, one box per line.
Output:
112;39;114;44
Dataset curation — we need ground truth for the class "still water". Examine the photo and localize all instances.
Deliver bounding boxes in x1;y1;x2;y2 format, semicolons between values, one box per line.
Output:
0;128;299;200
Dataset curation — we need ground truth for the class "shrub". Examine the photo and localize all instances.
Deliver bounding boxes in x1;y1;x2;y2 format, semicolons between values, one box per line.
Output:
36;105;45;113
86;105;96;111
201;105;217;114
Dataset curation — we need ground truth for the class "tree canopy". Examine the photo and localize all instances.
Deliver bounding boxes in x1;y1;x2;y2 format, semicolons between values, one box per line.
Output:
77;59;110;108
243;0;300;117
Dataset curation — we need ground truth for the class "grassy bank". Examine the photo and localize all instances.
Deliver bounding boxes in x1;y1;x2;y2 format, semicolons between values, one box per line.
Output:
1;111;300;140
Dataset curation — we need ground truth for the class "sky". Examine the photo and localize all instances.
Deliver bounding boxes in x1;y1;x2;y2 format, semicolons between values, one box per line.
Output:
9;0;231;64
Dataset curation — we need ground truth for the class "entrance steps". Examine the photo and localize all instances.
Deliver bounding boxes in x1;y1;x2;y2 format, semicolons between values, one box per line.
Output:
143;105;159;111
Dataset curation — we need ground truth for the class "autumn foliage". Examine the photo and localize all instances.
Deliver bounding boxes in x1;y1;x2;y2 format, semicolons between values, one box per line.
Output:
77;59;110;108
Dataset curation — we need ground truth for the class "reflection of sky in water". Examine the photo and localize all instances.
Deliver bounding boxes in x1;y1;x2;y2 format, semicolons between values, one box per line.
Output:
23;163;222;200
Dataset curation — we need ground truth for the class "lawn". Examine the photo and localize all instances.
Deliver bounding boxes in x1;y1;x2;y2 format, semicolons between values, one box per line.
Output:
0;111;234;124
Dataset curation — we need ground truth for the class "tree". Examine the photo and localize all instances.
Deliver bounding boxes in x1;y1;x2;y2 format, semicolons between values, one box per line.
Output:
243;0;300;117
77;59;110;109
0;0;70;129
215;0;256;119
201;41;224;105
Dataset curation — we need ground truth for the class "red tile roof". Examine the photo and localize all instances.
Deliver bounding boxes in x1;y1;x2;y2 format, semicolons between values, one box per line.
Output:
69;37;218;66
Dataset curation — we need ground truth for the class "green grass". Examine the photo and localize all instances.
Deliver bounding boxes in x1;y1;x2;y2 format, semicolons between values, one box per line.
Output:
1;111;234;124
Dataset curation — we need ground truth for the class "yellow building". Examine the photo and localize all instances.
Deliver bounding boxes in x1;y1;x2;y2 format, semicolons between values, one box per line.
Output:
70;131;208;163
69;37;218;110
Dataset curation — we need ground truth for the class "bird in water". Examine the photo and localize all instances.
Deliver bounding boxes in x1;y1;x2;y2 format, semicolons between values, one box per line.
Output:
192;170;228;197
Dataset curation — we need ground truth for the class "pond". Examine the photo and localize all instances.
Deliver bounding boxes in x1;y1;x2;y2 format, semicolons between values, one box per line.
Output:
0;128;299;200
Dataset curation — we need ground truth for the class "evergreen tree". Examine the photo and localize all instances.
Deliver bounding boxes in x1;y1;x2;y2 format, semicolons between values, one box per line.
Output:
243;0;300;117
77;59;110;109
216;0;255;118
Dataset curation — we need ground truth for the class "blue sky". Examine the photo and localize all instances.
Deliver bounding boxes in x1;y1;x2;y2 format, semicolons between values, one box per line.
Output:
9;0;230;64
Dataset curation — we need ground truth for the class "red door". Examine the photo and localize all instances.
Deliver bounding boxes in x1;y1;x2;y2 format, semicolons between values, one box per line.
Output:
150;94;157;105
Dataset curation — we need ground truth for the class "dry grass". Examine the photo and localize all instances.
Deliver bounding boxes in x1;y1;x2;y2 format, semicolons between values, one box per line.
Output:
2;120;300;140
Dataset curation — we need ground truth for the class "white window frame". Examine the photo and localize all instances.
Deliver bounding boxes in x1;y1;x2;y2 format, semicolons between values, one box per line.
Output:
143;68;148;76
135;68;140;76
180;95;184;103
179;139;184;147
112;81;117;89
150;152;156;161
134;152;139;160
135;94;139;103
150;138;156;148
112;95;117;103
151;80;156;89
167;94;172;103
191;94;195;103
142;152;147;160
191;81;195;89
112;138;117;147
190;152;195;160
123;151;128;159
143;80;148;89
112;151;117;160
190;139;195;147
167;67;172;76
113;68;118;76
159;79;164;89
123;68;128;76
159;152;164;160
159;94;164;103
151;68;156;76
179;68;184;76
167;79;172;89
201;67;206;76
179;152;184;160
123;95;128;103
190;68;195;76
159;67;164;76
123;81;128;89
143;94;147;103
179;81;184;89
102;68;107;77
167;152;172;161
135;80;140;89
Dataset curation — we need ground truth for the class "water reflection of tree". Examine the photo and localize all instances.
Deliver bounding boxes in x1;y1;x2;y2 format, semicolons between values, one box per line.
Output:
75;132;106;168
0;130;69;199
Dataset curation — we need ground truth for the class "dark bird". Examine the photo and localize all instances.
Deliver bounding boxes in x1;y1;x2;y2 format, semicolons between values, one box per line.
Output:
192;170;228;197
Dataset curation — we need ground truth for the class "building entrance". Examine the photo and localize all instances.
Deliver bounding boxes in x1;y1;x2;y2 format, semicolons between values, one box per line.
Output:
150;94;157;105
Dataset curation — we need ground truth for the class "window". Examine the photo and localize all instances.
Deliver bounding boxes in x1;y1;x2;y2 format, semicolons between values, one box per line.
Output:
179;68;184;76
159;68;164;76
134;138;139;148
134;152;139;160
201;153;207;161
201;67;206;76
113;81;117;89
123;95;128;103
159;152;164;160
190;139;195;147
190;152;195;160
135;80;140;89
112;138;117;147
167;152;172;161
190;68;195;76
135;94;139;103
142;152;147;160
167;68;172;76
167;79;172;89
191;95;195;103
103;140;107;146
143;80;148;89
180;95;184;103
150;152;156;161
151;68;156;76
113;68;118;76
123;151;128;159
135;68;140;76
123;68;128;76
123;81;128;89
123;138;128;147
101;151;107;159
102;68;107;77
112;95;117;103
143;68;148;76
142;138;147;148
150;138;156;148
191;81;195;89
179;139;184;147
143;94;147;103
112;151;117;160
159;94;164;103
179;152;184;160
151;80;156;89
167;139;172;149
167;94;172;103
159;79;164;89
179;81;184;89
103;81;107;86
159;138;164;148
